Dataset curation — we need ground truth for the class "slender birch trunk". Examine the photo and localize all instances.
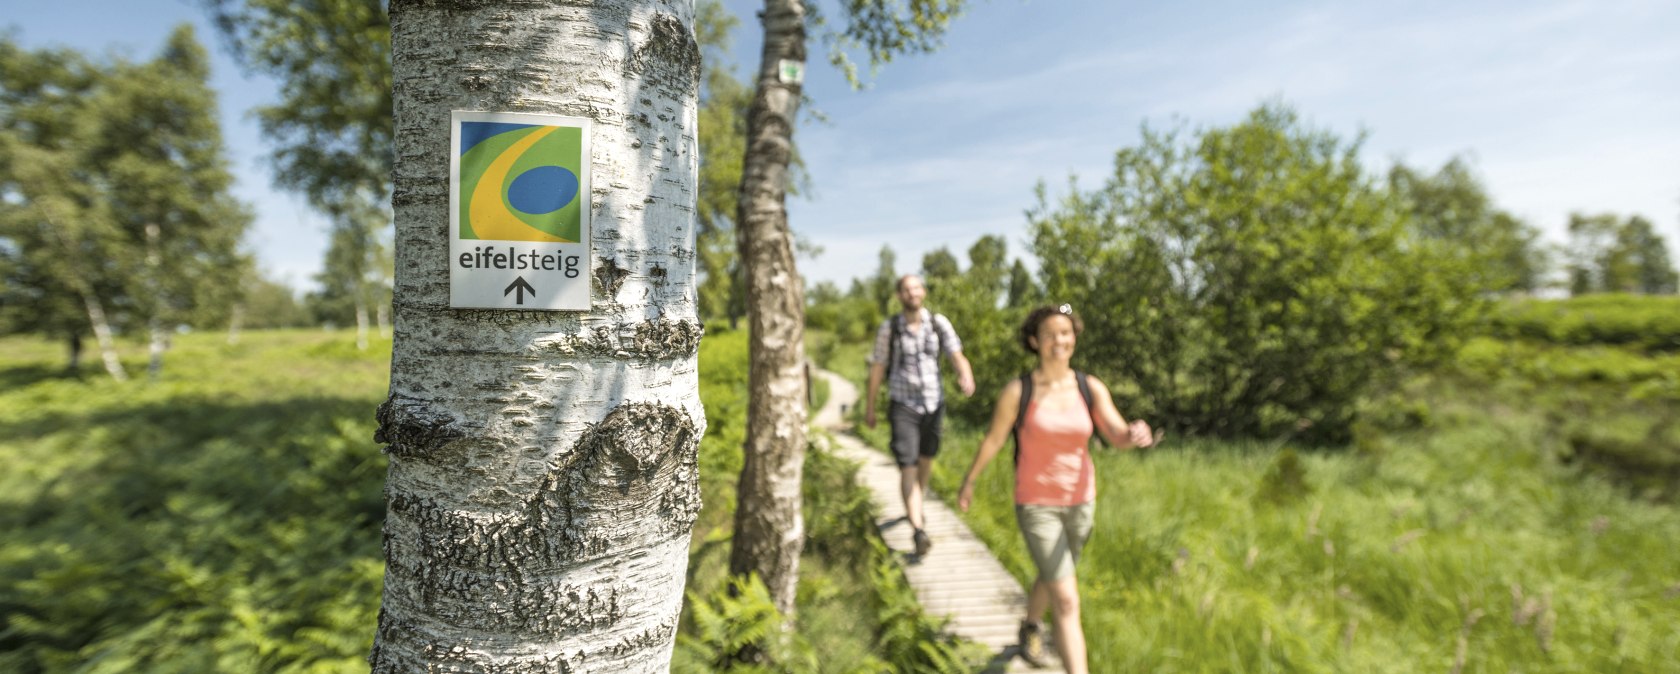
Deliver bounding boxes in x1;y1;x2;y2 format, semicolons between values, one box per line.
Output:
145;223;166;378
227;304;244;345
372;1;702;671
47;214;126;381
728;0;808;617
80;291;127;382
354;292;370;351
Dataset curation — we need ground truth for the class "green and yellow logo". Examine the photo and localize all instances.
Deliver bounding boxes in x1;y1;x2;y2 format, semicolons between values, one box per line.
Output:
458;122;584;242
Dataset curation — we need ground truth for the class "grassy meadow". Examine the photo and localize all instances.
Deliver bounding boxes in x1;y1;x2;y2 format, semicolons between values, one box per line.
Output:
832;297;1680;673
4;293;1677;673
0;330;389;672
0;326;970;673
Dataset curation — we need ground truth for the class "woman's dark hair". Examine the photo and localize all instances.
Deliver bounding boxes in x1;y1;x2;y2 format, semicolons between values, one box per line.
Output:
1018;304;1083;353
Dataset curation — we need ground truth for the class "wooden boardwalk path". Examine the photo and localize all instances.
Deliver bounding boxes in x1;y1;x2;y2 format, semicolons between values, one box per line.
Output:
813;371;1059;673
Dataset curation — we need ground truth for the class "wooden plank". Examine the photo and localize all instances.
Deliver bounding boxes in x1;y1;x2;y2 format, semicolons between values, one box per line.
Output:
815;371;1062;673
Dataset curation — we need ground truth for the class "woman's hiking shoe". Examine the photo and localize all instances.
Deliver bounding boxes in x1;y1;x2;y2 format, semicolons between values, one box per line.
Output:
913;528;932;557
1017;619;1047;667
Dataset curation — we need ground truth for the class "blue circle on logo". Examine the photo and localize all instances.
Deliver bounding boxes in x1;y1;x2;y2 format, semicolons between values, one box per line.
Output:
507;165;579;215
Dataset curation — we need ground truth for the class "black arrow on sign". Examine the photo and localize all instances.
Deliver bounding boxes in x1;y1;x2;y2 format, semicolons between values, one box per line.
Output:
504;276;536;305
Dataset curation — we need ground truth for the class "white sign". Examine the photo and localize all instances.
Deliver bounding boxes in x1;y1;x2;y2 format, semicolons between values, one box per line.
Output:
778;59;805;85
450;111;592;310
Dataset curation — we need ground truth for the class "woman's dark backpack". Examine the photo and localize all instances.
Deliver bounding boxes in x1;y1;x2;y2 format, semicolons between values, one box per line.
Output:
1012;371;1101;464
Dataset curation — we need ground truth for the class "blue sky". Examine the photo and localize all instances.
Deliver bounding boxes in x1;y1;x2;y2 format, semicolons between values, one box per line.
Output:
8;0;1679;291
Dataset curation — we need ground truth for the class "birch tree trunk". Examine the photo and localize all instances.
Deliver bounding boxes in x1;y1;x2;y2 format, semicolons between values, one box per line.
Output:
728;0;808;617
227;304;244;345
354;292;370;351
372;1;703;671
80;291;127;382
146;223;166;379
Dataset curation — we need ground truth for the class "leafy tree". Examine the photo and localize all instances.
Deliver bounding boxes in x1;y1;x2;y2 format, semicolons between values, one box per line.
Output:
920;246;960;284
238;270;310;329
204;0;393;345
1007;258;1038;307
99;27;253;376
0;28;250;379
696;0;752;328
1612;216;1677;294
373;0;704;670
729;0;967;615
1568;213;1678;295
1567;212;1620;295
1;41;135;379
868;243;898;316
1389;158;1548;293
803;279;845;334
1029;103;1480;442
922;236;1031;425
303;204;387;346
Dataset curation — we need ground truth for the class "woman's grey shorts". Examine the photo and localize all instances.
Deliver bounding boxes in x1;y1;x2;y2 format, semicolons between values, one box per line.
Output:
1016;502;1095;583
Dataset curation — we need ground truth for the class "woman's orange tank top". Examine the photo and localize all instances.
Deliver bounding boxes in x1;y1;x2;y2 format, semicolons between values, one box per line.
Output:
1014;396;1096;506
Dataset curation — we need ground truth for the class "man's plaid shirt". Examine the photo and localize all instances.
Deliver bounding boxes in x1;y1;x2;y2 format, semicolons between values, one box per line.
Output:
869;308;963;415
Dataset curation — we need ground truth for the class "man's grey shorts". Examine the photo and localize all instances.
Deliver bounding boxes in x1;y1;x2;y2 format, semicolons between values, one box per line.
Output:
1016;502;1096;583
888;401;944;467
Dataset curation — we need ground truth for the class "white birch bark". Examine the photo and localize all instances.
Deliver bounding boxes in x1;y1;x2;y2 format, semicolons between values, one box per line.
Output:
355;293;370;351
227;304;244;345
46;214;126;381
81;291;127;382
146;223;166;378
373;1;703;672
728;0;807;616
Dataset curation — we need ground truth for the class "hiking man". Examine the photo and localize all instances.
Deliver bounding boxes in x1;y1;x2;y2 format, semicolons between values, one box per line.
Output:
865;274;975;557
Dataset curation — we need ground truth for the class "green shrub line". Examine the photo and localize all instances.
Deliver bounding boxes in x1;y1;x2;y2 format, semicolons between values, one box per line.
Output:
1486;294;1680;351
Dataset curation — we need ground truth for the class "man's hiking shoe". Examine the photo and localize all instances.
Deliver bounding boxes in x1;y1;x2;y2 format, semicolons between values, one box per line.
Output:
913;528;932;557
1017;620;1048;667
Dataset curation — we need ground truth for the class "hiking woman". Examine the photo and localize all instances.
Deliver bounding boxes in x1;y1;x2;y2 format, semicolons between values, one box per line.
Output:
956;304;1157;673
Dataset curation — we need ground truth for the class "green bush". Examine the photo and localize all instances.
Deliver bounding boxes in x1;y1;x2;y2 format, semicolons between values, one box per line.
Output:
1027;104;1483;443
1456;336;1680;390
1487;294;1680;351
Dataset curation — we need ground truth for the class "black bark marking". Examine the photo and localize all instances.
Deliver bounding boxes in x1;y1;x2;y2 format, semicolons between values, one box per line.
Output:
375;394;468;458
567;401;698;499
380;401;700;637
451;308;563;326
539;318;701;361
628;13;700;97
593;257;633;299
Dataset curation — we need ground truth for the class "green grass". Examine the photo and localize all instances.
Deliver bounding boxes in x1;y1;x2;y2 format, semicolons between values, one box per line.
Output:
0;329;390;673
1452;338;1680;498
1;326;958;673
835;349;1680;673
683;324;983;673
